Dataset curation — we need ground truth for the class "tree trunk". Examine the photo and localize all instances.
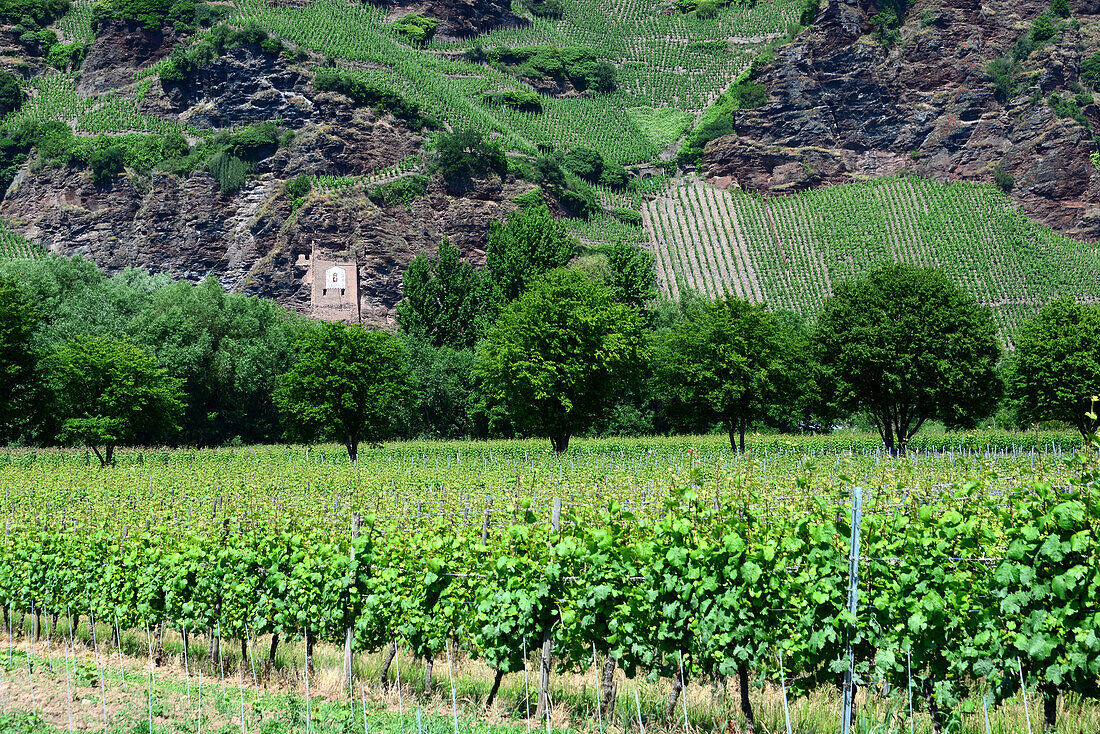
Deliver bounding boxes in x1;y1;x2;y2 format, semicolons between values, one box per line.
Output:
154;620;166;666
486;669;505;708
923;678;943;734
739;416;746;454
305;628;315;676
345;438;358;464
737;664;755;733
550;433;570;454
665;672;684;720
210;627;220;667
268;633;280;670
423;652;434;690
105;444;114;466
380;642;397;686
241;636;249;673
1042;685;1058;732
599;653;618;721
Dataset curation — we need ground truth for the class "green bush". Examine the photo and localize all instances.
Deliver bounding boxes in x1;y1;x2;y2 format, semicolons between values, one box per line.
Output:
695;0;718;17
489;45;617;93
611;207;642;225
393;13;438;47
481;89;542;112
313;68;430;129
1032;11;1057;42
1051;0;1070;18
1083;52;1100;91
798;0;819;26
367;174;429;206
986;56;1017;104
0;0;68;25
993;162;1014;192
434;129;507;187
525;0;563;18
598;159;628;188
45;41;85;69
0;72;23;117
207;149;250;194
284;173;311;202
512;187;544;208
562;146;603;182
89;144;126;184
156;23;285;84
678;81;766;165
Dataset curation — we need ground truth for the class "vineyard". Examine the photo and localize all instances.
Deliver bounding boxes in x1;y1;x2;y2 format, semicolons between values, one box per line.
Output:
644;176;1100;339
2;433;1100;732
0;220;44;261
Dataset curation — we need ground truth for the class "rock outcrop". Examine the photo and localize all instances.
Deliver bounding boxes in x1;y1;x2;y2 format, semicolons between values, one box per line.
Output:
0;28;524;324
702;0;1100;239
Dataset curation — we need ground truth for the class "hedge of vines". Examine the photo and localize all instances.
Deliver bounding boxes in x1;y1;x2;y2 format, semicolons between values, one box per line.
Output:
1;453;1099;730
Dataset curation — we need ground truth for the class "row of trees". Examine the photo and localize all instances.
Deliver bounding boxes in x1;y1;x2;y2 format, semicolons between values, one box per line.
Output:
1;203;1098;460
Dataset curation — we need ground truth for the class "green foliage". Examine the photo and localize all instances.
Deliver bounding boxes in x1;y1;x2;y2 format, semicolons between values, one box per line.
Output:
561;145;603;182
433;129;507;188
603;238;656;308
868;0;908;45
1083;52;1100;91
0;276;38;443
986;55;1017;104
313;68;430;129
92;0;206;31
1013;11;1061;60
480;88;542;112
44;41;86;69
367;173;429;206
657;297;803;450
993;161;1014;192
402;336;479;439
43;334;185;465
610;206;642;224
397;239;492;350
88;143;125;183
0;72;23;118
485;203;576;302
488;46;617;93
798;0;819;26
1008;297;1100;438
524;0;563;18
158;23;286;83
284;173;311;208
678;80;766;165
476;268;647;452
814;264;1003;452
1048;91;1090;129
512;186;544;208
392;13;438;47
1051;0;1070;18
275;321;412;461
0;0;67;25
206;148;250;194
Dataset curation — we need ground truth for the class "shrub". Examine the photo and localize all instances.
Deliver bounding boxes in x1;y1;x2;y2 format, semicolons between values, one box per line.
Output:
1032;11;1057;42
799;0;819;25
434;129;507;187
313;68;429;129
986;56;1017;104
393;13;437;47
481;89;542;112
367;174;429;206
1083;52;1100;91
89;144;126;183
678;80;766;165
562;146;603;182
489;45;616;93
0;0;68;25
695;0;718;17
207;149;250;194
556;178;599;219
0;71;23;117
1051;0;1070;19
611;207;642;225
525;0;563;18
45;41;85;69
993;162;1014;192
512;187;543;208
598;159;628;188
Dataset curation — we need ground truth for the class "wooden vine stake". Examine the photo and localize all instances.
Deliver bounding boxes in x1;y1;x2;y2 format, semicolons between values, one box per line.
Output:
534;497;561;721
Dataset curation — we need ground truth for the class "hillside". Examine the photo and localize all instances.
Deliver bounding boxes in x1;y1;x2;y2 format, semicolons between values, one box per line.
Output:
0;0;1098;328
644;175;1100;340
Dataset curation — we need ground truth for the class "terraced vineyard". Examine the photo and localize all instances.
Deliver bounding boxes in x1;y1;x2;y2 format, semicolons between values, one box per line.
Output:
0;219;44;260
645;176;1100;338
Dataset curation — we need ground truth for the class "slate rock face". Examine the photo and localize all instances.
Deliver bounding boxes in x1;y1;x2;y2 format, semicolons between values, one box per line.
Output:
1;26;526;324
702;0;1100;240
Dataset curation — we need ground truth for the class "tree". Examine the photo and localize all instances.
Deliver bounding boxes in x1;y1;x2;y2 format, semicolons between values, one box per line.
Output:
485;204;576;302
0;276;38;442
814;264;1002;453
434;129;507;189
1007;297;1100;439
656;297;800;452
43;335;185;466
396;239;493;350
0;71;23;118
605;239;657;309
476;269;646;452
275;321;411;461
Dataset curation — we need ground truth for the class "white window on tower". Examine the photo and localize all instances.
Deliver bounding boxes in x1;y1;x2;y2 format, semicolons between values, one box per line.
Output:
323;266;346;295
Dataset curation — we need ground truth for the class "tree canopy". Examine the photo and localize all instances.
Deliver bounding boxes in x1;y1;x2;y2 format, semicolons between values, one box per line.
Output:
396;239;492;350
43;335;186;466
0;275;39;442
656;296;802;452
1008;297;1100;438
814;264;1002;452
275;321;411;461
476;268;646;452
485;204;576;303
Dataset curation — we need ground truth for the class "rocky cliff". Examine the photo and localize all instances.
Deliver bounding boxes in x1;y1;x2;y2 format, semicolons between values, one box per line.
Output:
702;0;1100;239
2;24;524;324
